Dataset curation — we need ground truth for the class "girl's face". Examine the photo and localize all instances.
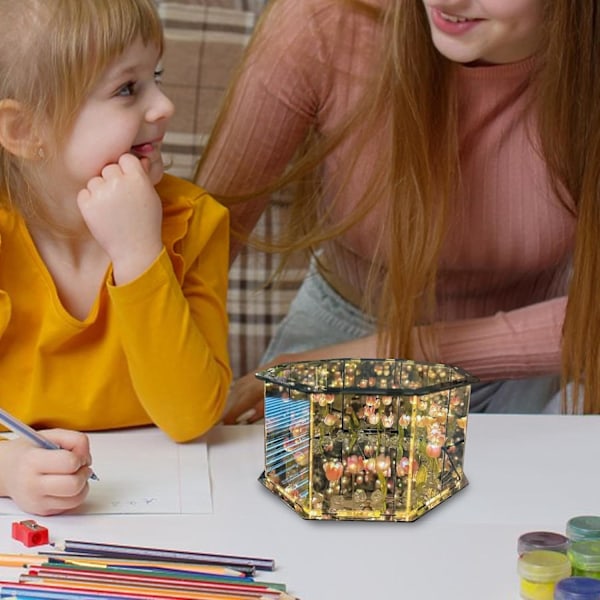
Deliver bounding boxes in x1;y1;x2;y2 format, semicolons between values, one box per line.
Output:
44;36;174;203
421;0;544;65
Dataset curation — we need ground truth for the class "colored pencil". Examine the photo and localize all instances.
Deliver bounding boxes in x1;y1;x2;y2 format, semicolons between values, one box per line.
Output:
0;541;296;599
52;541;275;572
43;555;254;578
0;581;293;600
20;576;289;599
20;577;285;599
46;561;249;581
0;554;249;579
50;557;250;579
0;580;177;599
0;556;47;569
27;565;264;587
25;565;286;593
0;409;98;481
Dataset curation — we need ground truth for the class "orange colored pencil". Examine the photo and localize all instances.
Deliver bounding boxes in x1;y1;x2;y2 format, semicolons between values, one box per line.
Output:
0;553;248;577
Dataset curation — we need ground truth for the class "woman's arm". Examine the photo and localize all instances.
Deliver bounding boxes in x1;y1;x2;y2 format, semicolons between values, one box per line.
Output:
224;296;565;423
432;296;565;379
196;0;366;261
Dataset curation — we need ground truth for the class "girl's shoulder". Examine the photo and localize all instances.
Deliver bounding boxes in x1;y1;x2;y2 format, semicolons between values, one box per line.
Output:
155;174;229;277
156;174;227;221
0;203;18;235
156;173;228;238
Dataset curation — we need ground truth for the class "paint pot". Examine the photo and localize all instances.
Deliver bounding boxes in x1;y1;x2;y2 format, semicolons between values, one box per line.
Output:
518;550;572;600
554;576;600;599
567;517;600;543
519;532;570;555
568;541;600;579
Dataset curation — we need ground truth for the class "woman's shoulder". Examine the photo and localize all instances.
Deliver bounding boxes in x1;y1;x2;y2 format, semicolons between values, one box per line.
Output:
250;0;382;80
259;0;381;45
269;0;384;17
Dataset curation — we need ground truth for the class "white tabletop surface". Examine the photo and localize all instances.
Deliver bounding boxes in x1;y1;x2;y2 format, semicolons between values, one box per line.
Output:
0;414;598;600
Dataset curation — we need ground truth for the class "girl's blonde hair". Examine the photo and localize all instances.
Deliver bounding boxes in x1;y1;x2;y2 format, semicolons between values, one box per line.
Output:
200;0;600;414
0;0;163;213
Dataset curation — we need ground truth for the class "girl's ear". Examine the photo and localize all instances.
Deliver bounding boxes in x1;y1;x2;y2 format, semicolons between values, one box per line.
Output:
0;99;42;159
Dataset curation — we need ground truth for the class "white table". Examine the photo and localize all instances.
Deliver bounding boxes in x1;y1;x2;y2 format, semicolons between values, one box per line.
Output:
0;414;598;600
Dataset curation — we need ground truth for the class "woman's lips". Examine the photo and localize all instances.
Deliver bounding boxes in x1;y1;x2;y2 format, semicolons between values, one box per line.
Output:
430;7;483;35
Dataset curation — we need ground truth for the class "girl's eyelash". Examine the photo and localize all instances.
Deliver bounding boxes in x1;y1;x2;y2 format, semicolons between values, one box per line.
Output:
116;80;136;96
115;69;164;96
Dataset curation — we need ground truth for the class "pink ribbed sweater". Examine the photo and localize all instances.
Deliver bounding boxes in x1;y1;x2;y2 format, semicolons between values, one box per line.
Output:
197;0;576;381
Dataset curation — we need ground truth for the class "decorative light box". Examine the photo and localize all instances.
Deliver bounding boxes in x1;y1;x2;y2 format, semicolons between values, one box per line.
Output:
257;358;476;522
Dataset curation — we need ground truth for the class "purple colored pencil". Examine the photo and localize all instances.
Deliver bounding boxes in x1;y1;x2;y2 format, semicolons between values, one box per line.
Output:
52;540;275;572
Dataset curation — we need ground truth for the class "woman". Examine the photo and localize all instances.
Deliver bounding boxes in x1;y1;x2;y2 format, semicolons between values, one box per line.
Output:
197;0;598;422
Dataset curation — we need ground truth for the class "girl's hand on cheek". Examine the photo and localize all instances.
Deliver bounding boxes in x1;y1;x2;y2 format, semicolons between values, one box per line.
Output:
0;429;92;516
77;153;164;285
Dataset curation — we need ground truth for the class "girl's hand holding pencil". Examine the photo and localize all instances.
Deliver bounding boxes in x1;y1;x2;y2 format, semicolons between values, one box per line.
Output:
0;415;94;516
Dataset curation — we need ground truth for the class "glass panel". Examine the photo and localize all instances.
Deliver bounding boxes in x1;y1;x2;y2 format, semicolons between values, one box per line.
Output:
259;359;475;522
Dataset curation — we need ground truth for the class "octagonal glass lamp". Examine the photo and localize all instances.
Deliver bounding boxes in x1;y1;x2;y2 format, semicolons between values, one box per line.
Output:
257;358;477;522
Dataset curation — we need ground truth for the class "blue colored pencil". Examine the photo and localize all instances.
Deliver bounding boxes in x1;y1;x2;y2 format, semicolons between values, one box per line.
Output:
0;408;99;481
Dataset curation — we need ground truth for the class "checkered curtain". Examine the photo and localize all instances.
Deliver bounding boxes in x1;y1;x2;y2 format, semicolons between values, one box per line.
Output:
158;0;308;379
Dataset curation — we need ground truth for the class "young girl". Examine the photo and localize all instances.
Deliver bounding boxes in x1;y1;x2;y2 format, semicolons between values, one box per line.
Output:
0;0;231;515
196;0;598;422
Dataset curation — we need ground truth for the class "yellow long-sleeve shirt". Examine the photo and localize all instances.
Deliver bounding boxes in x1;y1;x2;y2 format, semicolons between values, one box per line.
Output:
0;175;231;442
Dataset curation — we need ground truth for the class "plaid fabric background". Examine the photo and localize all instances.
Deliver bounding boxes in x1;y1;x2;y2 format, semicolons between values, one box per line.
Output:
158;1;308;379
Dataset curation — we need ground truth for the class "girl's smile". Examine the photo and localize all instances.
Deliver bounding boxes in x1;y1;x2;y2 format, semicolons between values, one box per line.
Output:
131;136;164;159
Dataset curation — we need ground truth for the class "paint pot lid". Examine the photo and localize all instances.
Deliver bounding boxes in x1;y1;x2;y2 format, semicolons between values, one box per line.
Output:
554;576;600;600
518;550;572;582
567;516;600;542
518;531;570;555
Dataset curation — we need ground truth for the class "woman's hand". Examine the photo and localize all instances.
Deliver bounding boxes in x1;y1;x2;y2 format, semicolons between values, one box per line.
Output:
222;354;296;424
223;335;382;424
222;370;267;424
0;429;93;516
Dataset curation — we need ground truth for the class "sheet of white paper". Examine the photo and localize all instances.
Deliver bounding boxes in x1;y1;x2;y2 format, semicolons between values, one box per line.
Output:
0;428;213;515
